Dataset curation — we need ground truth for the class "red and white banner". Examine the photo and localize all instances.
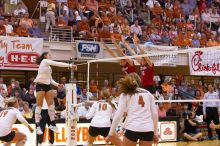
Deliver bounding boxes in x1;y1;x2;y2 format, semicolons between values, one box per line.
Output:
189;50;220;76
0;36;43;70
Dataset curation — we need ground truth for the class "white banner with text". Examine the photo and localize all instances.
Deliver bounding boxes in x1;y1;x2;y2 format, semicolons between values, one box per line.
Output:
189;49;220;76
0;36;43;70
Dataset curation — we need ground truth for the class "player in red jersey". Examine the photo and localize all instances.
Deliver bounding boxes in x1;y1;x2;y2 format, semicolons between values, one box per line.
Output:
101;37;136;75
122;35;156;94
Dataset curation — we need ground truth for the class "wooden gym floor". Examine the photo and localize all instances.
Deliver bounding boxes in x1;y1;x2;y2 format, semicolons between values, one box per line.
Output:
100;140;220;146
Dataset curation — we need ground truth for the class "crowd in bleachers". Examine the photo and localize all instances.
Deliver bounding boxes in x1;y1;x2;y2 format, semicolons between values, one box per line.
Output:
0;0;219;47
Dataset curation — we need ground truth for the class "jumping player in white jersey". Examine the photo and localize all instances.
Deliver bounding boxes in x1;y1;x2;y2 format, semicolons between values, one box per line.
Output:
34;52;77;135
84;89;121;146
106;75;159;146
0;97;34;146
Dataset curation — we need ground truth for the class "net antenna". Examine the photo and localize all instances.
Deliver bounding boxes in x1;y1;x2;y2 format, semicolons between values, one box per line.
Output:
66;57;78;146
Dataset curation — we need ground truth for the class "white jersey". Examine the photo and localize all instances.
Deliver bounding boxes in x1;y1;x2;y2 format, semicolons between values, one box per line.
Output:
0;107;29;137
86;100;116;127
34;59;71;87
109;88;158;136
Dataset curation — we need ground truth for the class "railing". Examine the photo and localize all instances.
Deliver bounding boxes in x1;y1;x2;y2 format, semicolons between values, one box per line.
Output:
49;26;74;42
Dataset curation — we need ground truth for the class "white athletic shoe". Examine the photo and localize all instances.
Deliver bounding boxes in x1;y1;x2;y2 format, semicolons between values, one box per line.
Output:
37;143;42;146
49;125;60;134
83;142;92;146
36;127;43;135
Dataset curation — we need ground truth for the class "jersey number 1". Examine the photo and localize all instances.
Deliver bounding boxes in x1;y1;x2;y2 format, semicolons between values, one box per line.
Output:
138;96;145;107
0;111;8;117
99;103;107;111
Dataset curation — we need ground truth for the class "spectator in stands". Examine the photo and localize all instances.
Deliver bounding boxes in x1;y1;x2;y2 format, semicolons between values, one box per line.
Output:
210;8;220;31
0;77;7;94
29;21;43;38
7;78;15;95
56;85;66;110
80;88;93;102
45;1;56;32
203;84;220;140
22;102;33;119
11;81;24;98
78;102;90;119
24;89;36;108
19;13;33;29
89;80;98;96
14;2;27;17
182;112;203;141
180;0;192;19
85;0;98;18
157;103;166;118
102;80;111;91
0;20;6;36
130;20;142;37
4;19;14;35
16;23;29;37
61;2;69;17
191;34;201;48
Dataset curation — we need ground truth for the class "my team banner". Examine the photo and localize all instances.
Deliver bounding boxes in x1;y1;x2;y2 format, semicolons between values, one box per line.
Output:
0;36;43;70
189;49;220;76
76;41;103;59
144;45;178;66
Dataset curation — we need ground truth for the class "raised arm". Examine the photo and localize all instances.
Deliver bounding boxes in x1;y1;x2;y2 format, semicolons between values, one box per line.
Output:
150;94;159;136
44;59;77;69
133;35;153;67
121;36;141;64
112;36;134;66
111;36;125;57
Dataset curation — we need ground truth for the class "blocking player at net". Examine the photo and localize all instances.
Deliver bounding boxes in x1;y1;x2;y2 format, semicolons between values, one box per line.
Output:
106;75;159;146
0;97;34;146
84;89;121;146
34;52;77;135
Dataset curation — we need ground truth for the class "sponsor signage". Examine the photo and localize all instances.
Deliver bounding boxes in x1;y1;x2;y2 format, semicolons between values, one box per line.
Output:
189;50;220;76
0;36;43;70
76;41;103;59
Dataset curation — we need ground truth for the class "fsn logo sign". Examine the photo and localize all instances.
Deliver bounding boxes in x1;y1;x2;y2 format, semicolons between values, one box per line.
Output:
78;43;100;53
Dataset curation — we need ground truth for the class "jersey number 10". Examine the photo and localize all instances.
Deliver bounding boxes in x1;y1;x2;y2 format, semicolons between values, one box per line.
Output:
99;103;107;111
0;110;8;117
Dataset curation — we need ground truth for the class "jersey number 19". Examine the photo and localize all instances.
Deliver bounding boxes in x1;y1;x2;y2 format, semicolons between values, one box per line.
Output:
0;110;8;117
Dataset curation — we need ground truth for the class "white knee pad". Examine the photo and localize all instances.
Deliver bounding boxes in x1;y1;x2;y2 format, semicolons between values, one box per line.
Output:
35;106;42;123
48;105;55;121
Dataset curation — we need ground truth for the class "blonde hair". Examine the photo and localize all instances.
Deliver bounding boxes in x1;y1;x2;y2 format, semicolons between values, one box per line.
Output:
101;89;111;99
5;97;17;107
117;75;138;95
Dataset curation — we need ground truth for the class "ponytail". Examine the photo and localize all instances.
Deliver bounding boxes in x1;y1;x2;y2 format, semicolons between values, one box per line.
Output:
36;52;49;65
101;89;117;110
117;75;138;95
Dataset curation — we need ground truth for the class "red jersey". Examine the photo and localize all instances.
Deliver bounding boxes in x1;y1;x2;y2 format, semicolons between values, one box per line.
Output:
122;62;136;75
140;64;154;87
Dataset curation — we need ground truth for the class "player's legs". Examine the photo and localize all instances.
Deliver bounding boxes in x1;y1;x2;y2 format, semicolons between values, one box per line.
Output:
193;132;203;140
45;90;59;133
121;137;136;146
139;141;153;146
88;135;96;145
108;133;122;146
13;132;27;146
183;133;197;141
35;91;45;135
